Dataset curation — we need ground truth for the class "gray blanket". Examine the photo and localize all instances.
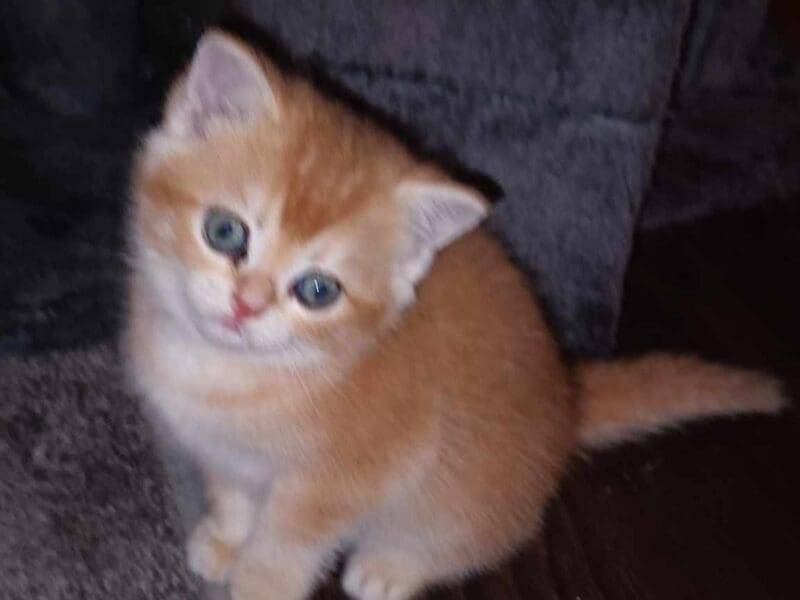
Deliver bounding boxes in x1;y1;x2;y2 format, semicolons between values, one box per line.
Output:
230;0;689;356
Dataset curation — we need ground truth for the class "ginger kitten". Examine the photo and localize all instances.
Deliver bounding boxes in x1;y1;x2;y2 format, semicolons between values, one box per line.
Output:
125;30;787;600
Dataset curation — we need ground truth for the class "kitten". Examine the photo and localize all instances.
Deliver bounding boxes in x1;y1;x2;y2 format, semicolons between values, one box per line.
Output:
125;30;787;600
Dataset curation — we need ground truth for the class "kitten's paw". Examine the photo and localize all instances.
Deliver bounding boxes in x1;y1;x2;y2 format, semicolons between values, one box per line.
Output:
229;561;310;600
229;566;272;600
342;554;424;600
186;519;238;583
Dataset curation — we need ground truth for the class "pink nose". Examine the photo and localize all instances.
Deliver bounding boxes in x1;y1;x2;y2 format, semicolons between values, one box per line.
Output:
231;292;266;321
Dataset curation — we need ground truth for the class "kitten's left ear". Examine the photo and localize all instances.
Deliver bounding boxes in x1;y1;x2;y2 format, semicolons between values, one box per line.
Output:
396;180;489;284
164;30;279;138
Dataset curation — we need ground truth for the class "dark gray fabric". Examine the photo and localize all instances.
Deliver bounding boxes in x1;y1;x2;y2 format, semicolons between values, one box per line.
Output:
0;90;137;355
676;0;769;97
232;0;691;356
0;0;139;116
642;26;800;230
0;346;198;599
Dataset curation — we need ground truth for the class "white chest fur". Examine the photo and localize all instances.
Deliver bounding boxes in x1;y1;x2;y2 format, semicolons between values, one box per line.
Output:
152;394;271;485
131;324;311;486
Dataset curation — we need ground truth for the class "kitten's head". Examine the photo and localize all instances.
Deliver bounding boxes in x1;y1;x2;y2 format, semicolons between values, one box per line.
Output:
131;30;487;366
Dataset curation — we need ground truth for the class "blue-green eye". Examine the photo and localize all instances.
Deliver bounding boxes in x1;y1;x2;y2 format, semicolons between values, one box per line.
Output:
203;208;248;259
292;272;341;309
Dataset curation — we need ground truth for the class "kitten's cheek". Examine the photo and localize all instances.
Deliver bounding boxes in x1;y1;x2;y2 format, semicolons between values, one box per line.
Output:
245;313;295;345
185;273;234;317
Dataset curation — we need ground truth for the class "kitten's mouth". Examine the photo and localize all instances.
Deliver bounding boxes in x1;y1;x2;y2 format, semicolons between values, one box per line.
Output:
211;315;250;342
220;315;244;334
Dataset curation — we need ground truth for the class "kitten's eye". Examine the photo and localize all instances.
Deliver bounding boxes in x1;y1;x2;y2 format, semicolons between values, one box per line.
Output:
203;208;248;259
292;272;341;309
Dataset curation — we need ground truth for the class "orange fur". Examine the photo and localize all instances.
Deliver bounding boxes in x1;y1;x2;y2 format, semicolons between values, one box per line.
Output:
577;353;787;448
125;30;788;600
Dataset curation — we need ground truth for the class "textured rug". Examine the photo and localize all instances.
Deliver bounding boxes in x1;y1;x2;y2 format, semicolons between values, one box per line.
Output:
0;346;198;599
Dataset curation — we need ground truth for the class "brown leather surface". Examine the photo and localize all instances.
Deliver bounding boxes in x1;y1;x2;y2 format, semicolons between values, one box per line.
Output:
771;0;800;52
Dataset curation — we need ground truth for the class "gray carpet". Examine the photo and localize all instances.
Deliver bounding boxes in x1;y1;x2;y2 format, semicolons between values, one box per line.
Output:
0;346;198;599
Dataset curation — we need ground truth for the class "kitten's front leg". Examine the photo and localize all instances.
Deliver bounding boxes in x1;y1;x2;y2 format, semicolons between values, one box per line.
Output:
229;477;356;600
188;474;258;583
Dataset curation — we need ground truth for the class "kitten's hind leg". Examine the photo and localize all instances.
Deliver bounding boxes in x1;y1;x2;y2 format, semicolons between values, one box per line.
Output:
187;475;258;583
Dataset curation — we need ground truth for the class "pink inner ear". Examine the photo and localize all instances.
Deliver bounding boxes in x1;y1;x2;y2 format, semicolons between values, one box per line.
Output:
171;33;273;138
398;182;488;285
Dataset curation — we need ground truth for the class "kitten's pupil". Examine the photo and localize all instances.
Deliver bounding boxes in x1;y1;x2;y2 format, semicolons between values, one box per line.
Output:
216;222;233;239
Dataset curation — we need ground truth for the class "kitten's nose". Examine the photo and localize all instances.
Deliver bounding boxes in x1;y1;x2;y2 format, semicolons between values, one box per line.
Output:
231;292;265;320
231;280;273;321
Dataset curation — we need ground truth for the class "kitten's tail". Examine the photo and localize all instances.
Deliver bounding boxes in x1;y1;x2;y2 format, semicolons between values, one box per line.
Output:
576;353;788;449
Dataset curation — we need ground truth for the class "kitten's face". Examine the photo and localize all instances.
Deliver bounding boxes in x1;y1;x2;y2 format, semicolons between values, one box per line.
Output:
131;31;487;366
135;164;399;365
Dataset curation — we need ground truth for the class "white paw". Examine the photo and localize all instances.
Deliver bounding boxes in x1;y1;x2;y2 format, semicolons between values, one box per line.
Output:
342;556;422;600
186;519;237;583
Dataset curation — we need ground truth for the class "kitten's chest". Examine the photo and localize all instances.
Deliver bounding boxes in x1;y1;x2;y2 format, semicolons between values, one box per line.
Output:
153;397;271;484
132;331;313;482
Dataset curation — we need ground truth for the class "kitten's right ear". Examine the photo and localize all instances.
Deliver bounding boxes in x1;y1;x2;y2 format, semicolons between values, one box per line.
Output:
164;30;278;139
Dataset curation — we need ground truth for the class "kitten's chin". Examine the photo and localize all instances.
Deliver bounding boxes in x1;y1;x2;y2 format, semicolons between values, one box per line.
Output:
195;319;327;366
